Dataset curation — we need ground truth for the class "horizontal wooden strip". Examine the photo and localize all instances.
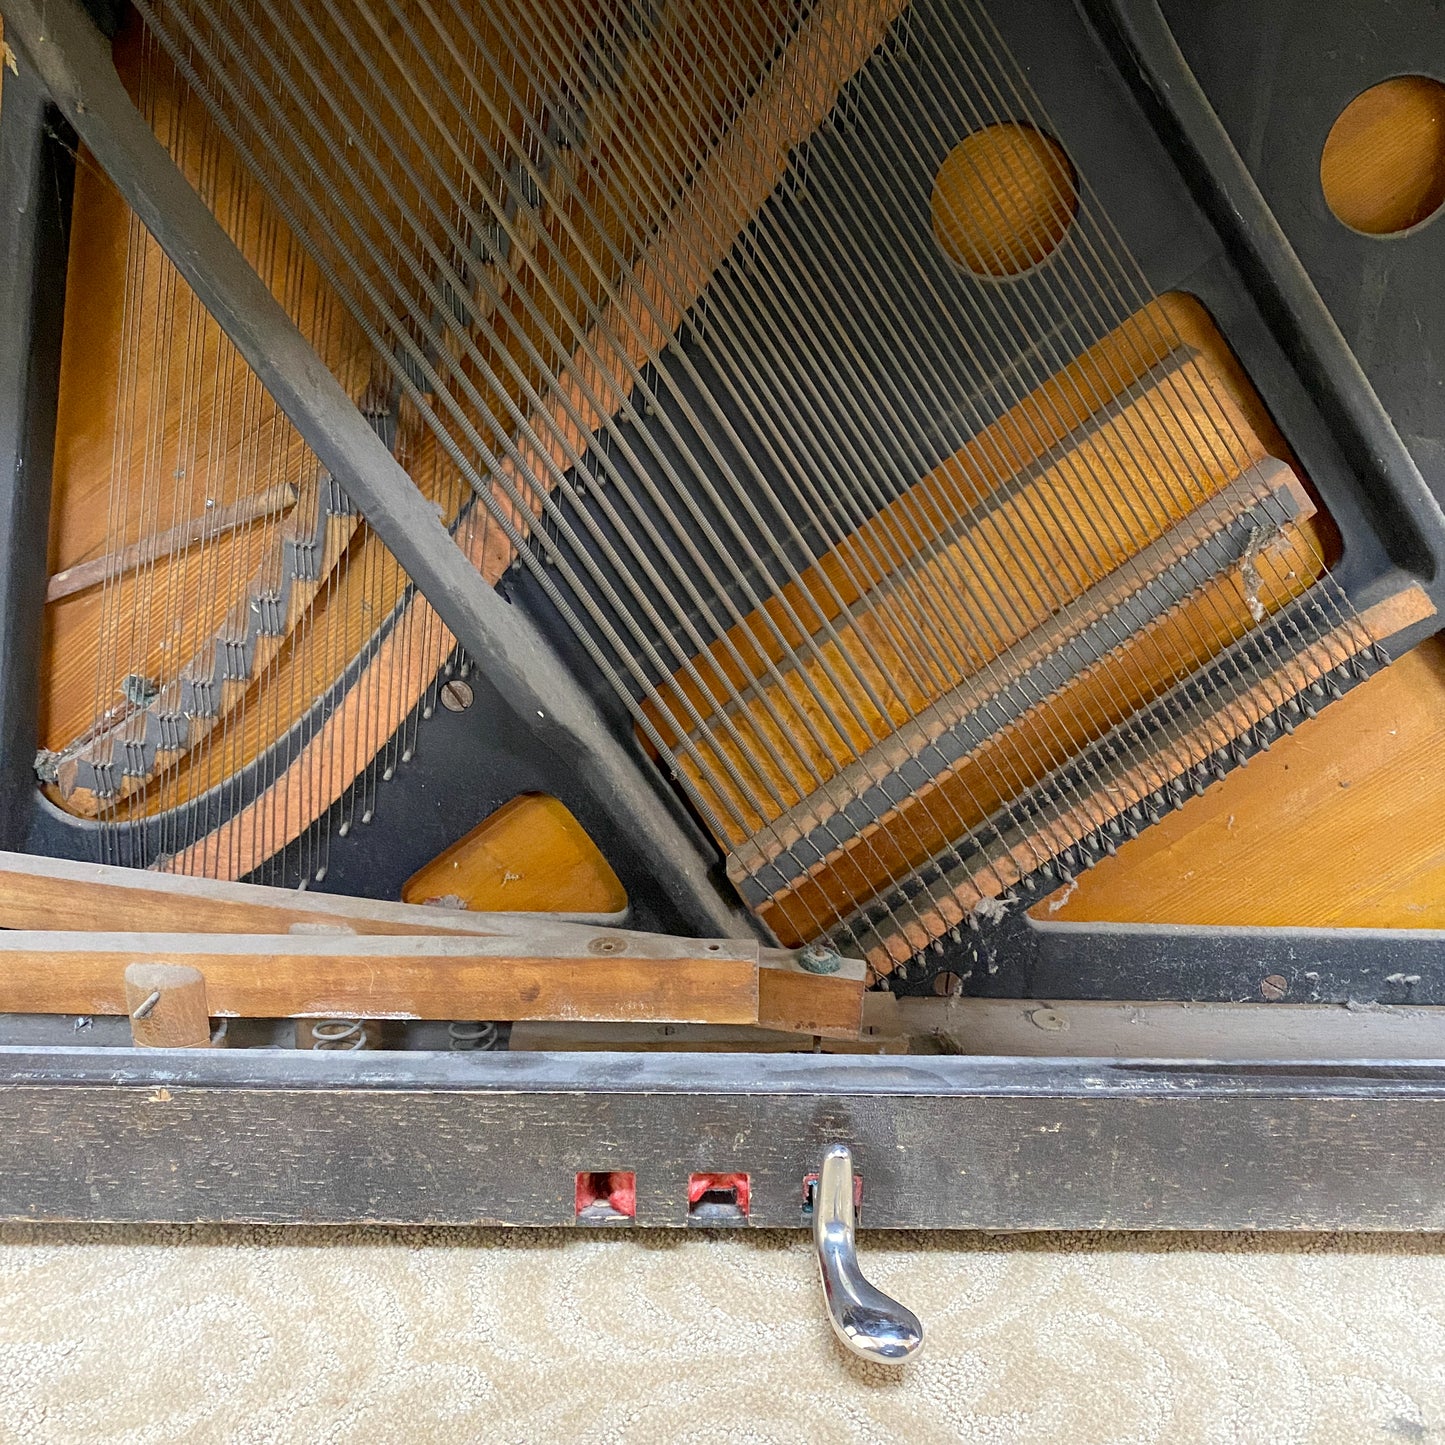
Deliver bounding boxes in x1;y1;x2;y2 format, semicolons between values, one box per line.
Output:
0;849;619;939
0;853;864;1035
510;990;900;1054
0;931;761;1026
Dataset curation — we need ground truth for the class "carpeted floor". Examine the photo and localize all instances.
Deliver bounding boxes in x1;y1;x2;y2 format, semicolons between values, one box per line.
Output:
1;1225;1442;1443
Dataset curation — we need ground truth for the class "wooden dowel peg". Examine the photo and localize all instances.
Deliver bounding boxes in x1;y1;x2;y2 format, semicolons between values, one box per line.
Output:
123;962;213;1048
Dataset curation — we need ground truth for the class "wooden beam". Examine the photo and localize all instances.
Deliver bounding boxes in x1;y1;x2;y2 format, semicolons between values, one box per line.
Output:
0;930;762;1025
44;482;296;602
511;991;899;1053
757;949;867;1039
0;849;612;939
0;852;866;1034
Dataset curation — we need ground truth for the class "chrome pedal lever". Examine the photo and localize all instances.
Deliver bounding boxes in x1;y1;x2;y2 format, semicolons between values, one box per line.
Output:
809;1144;923;1364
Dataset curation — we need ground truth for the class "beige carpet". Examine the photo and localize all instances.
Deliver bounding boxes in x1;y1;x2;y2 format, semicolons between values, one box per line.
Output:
1;1226;1443;1442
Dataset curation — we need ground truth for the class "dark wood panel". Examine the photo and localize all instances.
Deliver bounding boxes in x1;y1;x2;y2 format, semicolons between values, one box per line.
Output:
3;1050;1444;1229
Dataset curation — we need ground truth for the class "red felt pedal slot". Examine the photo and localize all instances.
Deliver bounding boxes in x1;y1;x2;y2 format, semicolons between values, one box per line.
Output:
575;1171;636;1223
687;1172;750;1224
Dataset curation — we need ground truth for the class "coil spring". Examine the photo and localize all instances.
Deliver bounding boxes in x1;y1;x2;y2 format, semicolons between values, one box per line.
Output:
310;1019;369;1051
448;1020;499;1051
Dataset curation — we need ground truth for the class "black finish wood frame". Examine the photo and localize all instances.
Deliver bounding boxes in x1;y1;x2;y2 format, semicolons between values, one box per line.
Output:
3;1048;1445;1230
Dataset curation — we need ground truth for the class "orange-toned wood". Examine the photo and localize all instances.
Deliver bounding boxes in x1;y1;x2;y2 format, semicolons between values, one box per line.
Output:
651;295;1326;867
756;528;1329;949
854;586;1435;970
123;962;213;1048
403;794;627;915
45;482;297;602
931;124;1078;276
756;949;867;1037
1041;630;1445;930
644;293;1303;763
43;0;883;884
1321;76;1445;235
0;931;762;1025
0;852;864;1036
732;458;1310;873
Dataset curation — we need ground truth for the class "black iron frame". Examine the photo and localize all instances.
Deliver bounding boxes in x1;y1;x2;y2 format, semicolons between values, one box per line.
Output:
1;0;1444;1229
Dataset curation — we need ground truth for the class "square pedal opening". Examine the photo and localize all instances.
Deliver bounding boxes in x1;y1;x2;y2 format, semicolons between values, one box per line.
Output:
687;1172;750;1226
575;1170;636;1224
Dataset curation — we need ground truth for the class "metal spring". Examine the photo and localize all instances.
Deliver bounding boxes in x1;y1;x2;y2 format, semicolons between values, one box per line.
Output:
447;1020;499;1051
310;1019;369;1051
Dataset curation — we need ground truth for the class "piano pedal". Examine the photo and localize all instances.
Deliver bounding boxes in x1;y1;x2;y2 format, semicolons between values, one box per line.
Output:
805;1145;923;1365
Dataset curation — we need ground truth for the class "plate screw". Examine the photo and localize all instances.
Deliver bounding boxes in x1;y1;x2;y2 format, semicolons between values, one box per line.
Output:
1261;974;1288;1001
441;679;474;712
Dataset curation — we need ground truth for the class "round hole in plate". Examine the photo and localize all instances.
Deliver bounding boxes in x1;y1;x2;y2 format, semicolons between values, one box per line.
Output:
931;123;1078;277
1321;75;1445;235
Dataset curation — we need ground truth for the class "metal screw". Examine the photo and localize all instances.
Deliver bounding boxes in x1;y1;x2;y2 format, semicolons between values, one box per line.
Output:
589;937;621;955
441;679;474;712
130;989;162;1021
1261;974;1288;1001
